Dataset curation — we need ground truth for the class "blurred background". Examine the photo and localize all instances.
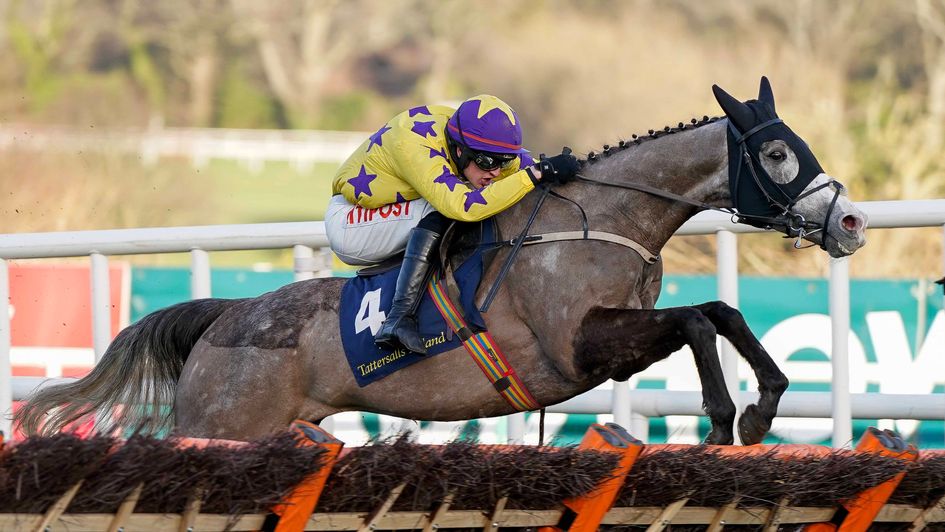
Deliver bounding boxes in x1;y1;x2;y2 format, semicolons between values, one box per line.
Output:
2;0;944;275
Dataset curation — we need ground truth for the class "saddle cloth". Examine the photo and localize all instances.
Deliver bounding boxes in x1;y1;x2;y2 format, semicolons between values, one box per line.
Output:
338;221;493;387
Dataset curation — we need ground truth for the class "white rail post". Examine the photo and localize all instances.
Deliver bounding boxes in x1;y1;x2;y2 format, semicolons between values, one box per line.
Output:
90;253;112;362
0;260;11;438
716;230;741;443
293;245;316;282
295;245;327;435
319;415;335;435
190;249;211;299
829;257;853;448
630;413;650;443
612;380;632;433
507;412;526;444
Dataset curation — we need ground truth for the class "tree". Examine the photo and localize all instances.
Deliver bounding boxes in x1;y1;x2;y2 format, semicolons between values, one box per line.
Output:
230;0;437;128
916;0;945;147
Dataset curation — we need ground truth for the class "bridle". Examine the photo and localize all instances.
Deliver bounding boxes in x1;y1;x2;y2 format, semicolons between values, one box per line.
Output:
576;117;845;251
478;117;846;313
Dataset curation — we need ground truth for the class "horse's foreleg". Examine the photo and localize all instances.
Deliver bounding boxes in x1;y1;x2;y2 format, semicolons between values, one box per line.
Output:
694;301;789;445
576;307;736;445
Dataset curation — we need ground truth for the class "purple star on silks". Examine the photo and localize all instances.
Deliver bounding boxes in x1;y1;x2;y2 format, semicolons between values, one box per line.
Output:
411;120;437;138
395;192;407;203
366;124;391;152
408;106;431;117
433;165;462;192
347;165;377;198
426;145;447;160
463;188;488;212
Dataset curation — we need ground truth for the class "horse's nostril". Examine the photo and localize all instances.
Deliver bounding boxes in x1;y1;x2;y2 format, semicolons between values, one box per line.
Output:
842;215;861;232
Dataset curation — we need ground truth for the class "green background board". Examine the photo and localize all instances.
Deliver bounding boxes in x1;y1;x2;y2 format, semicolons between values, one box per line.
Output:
131;267;295;320
131;269;945;447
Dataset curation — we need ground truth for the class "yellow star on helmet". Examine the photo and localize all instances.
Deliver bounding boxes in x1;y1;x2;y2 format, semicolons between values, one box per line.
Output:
471;95;517;125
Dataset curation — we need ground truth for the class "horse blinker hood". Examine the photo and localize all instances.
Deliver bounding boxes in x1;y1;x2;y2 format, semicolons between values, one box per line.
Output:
713;77;826;228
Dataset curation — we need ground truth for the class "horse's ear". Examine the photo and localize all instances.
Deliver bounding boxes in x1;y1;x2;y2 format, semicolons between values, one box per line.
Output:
712;84;754;131
758;76;776;114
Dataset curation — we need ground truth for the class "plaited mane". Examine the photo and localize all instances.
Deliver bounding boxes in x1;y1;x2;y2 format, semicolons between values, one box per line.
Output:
579;115;724;165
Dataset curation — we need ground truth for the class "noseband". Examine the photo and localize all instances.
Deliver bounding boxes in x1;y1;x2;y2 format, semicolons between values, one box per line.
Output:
727;118;844;251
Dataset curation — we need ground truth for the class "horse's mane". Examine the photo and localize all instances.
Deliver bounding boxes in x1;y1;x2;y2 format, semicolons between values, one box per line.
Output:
578;115;724;166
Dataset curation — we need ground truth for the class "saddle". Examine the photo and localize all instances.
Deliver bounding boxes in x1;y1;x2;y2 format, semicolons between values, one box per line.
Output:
356;219;498;280
339;218;540;411
338;219;496;387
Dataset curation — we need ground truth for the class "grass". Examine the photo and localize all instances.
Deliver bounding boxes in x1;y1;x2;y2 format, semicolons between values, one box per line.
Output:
2;149;344;268
195;159;341;268
202;159;339;224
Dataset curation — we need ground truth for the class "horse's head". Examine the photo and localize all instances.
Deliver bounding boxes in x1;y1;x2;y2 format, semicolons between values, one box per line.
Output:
712;77;867;258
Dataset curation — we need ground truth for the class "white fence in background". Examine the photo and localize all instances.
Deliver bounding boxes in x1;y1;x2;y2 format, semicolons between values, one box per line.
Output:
0;123;370;171
2;200;945;445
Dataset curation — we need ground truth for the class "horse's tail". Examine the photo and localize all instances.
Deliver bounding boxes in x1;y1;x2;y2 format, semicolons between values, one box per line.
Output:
14;298;236;437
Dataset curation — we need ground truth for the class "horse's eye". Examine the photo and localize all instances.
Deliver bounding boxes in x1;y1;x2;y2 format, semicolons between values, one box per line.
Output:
768;151;785;161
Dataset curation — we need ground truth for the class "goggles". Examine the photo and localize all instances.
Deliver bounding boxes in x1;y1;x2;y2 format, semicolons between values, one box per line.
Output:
469;149;516;171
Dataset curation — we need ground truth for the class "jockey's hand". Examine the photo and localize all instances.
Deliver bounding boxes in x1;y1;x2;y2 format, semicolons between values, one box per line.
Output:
537;148;580;185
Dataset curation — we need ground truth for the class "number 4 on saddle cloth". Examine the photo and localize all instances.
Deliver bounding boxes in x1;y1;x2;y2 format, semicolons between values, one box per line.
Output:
339;220;495;388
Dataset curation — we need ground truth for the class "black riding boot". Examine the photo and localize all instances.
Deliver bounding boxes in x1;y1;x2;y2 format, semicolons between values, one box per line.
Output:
374;227;442;354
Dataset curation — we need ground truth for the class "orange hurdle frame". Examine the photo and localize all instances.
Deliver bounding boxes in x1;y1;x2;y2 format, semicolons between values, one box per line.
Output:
268;420;345;532
804;427;918;532
539;423;643;532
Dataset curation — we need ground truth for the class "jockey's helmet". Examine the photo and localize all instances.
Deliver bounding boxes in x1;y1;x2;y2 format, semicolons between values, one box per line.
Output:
446;95;527;155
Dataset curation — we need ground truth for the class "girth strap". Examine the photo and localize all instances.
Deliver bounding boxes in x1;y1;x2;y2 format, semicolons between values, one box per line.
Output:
512;230;660;265
428;275;540;412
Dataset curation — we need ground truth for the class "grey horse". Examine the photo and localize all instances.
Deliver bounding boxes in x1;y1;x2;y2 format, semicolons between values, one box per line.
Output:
15;78;867;444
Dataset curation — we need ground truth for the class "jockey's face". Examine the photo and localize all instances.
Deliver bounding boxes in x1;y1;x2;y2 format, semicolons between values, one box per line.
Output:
456;148;501;189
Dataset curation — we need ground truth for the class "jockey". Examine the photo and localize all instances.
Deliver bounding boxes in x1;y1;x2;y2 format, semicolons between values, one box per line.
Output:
325;94;580;354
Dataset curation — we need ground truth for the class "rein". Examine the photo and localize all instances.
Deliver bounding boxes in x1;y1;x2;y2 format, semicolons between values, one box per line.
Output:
479;186;551;312
575;174;735;217
476;118;845;314
476;185;659;314
575;172;839;250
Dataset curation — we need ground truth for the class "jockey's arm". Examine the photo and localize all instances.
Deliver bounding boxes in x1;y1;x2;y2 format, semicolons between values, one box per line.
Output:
395;138;536;222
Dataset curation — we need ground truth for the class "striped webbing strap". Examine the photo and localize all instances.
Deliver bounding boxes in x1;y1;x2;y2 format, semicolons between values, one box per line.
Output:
427;276;540;412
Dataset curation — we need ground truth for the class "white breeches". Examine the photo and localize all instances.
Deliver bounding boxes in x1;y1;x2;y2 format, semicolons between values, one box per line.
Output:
325;194;438;266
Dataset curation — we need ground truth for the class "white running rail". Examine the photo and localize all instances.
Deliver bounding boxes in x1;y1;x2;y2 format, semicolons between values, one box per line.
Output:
0;123;370;170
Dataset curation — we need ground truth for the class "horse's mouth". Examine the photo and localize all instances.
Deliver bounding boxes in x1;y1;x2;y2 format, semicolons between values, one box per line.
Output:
831;239;855;258
824;230;867;258
782;223;865;258
801;207;868;258
837;239;857;256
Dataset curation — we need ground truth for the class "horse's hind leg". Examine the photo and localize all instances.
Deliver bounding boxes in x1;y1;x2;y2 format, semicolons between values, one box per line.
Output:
176;343;309;439
577;307;736;445
694;301;789;445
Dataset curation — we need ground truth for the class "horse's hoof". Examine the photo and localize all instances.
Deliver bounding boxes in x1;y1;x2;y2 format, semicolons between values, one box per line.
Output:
738;404;771;445
703;429;734;445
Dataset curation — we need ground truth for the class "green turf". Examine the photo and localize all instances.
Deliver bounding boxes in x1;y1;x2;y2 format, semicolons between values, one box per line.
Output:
128;158;341;268
203;159;339;224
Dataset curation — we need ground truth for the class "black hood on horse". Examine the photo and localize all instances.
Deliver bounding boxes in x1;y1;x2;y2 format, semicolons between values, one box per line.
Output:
714;78;827;227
